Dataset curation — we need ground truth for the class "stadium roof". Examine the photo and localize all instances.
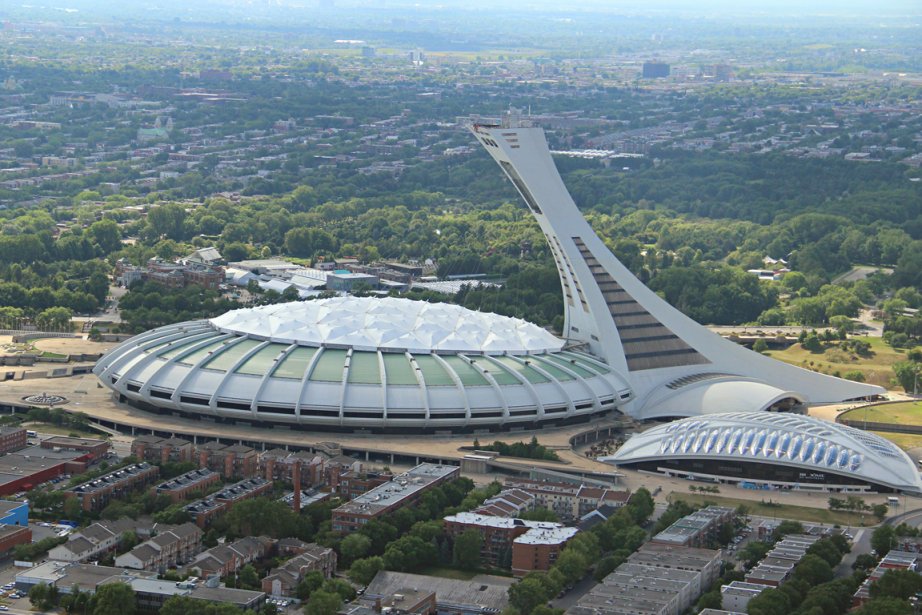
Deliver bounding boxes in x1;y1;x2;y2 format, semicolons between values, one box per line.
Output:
602;413;922;493
211;297;563;354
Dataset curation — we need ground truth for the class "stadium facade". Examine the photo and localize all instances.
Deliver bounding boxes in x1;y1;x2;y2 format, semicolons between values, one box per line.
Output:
600;413;922;493
96;112;888;447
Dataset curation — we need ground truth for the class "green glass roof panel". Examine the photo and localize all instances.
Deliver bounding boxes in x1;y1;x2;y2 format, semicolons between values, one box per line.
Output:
201;339;263;372
560;351;610;374
272;346;317;379
237;343;288;376
444;356;489;386
542;353;595;378
309;349;347;382
348;351;381;384
176;337;230;366
493;356;550;384
529;355;575;381
157;337;211;360
481;359;520;385
383;353;417;386
413;354;454;386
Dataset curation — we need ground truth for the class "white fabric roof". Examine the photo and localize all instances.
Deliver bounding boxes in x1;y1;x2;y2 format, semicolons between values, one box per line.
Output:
209;296;564;353
602;412;922;493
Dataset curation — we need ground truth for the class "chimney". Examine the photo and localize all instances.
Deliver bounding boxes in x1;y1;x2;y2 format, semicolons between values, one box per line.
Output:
198;449;209;469
293;462;302;514
265;458;275;481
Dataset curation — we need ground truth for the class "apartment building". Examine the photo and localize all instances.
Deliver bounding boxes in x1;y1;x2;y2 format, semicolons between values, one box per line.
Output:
65;463;160;513
262;544;338;597
155;468;221;503
114;523;203;571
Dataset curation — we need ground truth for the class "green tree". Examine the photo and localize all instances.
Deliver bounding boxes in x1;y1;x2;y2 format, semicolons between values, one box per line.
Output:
340;533;372;565
91;581;136;615
892;361;922;393
238;564;259;589
348;556;384;586
305;590;342;615
296;571;326;601
871;525;897;557
453;528;483;570
870;569;922;600
509;575;552;615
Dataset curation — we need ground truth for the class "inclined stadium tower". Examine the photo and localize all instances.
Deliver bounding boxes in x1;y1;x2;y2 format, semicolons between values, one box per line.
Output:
93;111;885;435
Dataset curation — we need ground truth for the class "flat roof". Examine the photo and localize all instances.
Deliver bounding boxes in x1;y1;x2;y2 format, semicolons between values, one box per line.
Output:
336;464;457;517
41;436;108;448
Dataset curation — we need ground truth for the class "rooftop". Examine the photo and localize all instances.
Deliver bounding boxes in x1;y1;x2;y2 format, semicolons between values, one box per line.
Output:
336;463;457;517
209;296;564;353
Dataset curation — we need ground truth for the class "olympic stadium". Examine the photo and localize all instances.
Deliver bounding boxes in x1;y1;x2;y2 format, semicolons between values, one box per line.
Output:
601;413;922;493
95;111;891;462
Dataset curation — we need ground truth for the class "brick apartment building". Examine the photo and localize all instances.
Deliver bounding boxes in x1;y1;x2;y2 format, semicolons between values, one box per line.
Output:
65;463;160;513
0;427;27;455
195;442;259;479
443;512;577;575
186;536;274;578
131;435;194;464
332;464;459;532
154;468;221;503
183;477;272;528
259;449;325;485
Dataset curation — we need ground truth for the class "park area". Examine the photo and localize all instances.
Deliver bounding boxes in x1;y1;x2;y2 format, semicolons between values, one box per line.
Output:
839;401;922;426
765;336;904;389
671;492;874;526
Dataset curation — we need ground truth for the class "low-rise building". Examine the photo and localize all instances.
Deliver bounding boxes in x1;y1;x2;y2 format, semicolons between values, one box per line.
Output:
65;463;160;513
652;506;735;549
721;581;767;612
745;535;820;587
569;543;722;615
131;435;195;464
443;511;578;575
48;522;121;563
0;499;29;526
261;544;337;597
332;464;459;532
0;524;31;558
40;436;110;461
15;561;265;611
114;523;203;571
187;536;274;578
196;442;259;479
155;469;221;503
853;550;921;606
259;449;325;485
0;426;27;454
183;477;271;528
359;571;511;615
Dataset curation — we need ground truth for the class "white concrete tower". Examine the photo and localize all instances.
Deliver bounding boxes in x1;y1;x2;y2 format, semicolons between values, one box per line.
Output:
471;112;884;419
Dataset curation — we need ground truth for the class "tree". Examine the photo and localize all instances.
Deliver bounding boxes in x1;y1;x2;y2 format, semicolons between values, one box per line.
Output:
348;556;384;586
147;203;187;241
892;361;922;393
91;581;136;615
321;579;357;602
871;525;897;557
793;554;834;586
873;504;889;521
453;529;483;570
870;569;922;600
296;571;326;601
753;338;768;353
747;588;791;615
238;564;259;589
88;218;122;254
853;553;879;571
856;597;913;615
340;533;372;565
509;575;552;615
305;590;342;615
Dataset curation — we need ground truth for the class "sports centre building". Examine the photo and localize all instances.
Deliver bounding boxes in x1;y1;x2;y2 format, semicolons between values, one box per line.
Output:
93;111;918;492
602;413;922;493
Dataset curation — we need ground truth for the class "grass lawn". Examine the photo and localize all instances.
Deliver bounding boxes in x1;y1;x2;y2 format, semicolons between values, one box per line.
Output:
870;431;922;452
668;491;874;526
839;401;922;426
765;336;904;388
